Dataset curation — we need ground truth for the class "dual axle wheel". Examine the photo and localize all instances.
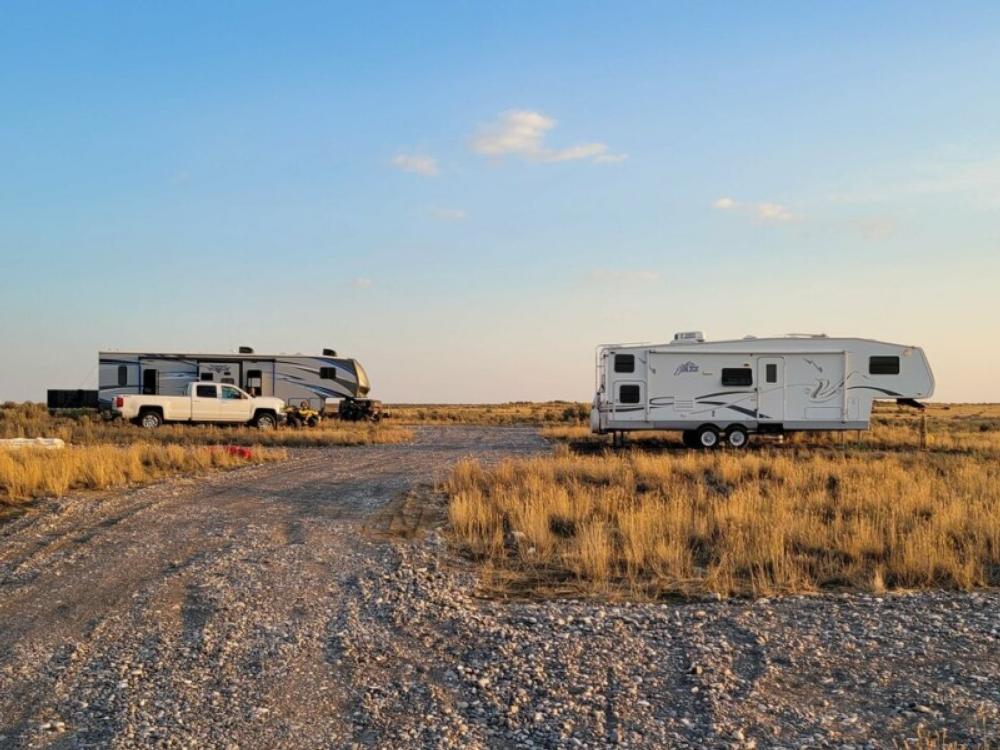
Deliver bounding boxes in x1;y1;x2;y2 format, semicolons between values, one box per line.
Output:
682;425;749;450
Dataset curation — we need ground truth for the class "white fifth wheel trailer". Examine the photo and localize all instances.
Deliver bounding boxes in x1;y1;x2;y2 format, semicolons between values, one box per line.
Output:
591;332;934;448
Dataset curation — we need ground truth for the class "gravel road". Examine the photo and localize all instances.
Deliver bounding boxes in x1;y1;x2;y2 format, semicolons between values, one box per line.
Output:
1;426;998;749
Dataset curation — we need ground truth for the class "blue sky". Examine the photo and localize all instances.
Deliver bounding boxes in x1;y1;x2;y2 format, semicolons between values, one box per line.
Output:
1;2;999;402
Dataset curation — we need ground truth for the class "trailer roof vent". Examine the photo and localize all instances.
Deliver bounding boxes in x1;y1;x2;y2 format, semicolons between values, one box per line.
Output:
238;346;254;354
322;348;337;356
670;331;705;344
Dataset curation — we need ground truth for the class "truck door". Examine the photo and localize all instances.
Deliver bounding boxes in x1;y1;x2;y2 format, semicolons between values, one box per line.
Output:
192;384;220;421
218;385;252;422
757;358;785;423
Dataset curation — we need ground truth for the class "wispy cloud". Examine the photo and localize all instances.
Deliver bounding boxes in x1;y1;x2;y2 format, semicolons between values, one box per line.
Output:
428;207;466;222
391;153;439;176
351;278;373;289
471;110;625;164
714;196;798;223
586;269;661;285
830;155;1000;208
856;216;897;241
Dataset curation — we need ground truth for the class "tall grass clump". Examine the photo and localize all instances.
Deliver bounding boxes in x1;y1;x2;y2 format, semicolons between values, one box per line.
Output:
0;443;286;505
0;403;412;447
446;447;1000;598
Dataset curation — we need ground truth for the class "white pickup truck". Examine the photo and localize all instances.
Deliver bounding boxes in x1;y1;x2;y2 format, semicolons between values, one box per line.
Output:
111;383;285;430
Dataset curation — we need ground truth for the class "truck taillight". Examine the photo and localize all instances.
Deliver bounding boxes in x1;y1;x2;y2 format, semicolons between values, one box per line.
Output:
115;397;124;408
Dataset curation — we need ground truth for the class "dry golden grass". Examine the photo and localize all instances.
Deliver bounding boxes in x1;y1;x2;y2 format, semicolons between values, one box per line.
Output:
446;438;1000;598
0;442;286;505
0;403;412;447
390;402;590;425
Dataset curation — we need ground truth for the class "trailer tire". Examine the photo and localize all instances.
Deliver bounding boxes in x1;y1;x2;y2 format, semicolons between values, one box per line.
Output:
138;410;162;430
725;426;749;449
696;425;720;449
254;412;277;431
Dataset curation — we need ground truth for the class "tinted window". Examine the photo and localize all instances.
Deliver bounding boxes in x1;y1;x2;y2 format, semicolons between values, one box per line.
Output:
614;354;635;373
117;365;128;387
721;368;753;387
766;364;777;383
195;385;216;398
320;367;338;380
869;356;900;375
619;384;641;404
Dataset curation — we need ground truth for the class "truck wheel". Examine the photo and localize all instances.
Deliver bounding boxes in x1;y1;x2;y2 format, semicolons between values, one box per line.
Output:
696;425;720;449
254;413;277;431
725;426;749;449
139;410;162;430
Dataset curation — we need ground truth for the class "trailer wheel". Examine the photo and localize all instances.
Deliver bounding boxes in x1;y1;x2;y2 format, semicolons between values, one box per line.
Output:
725;426;749;449
139;410;162;430
696;425;720;449
681;430;699;449
254;412;277;431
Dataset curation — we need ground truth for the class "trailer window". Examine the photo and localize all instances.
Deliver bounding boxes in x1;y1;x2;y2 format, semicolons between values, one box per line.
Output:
195;385;216;398
766;364;777;383
614;354;635;373
618;384;641;404
869;356;900;375
320;367;338;380
721;368;753;387
200;372;214;381
117;365;127;387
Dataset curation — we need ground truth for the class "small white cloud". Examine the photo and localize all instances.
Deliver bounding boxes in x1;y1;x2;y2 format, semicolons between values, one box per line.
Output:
755;202;796;223
713;196;798;223
352;278;373;289
391;153;439;176
428;207;466;222
471;110;624;164
587;269;661;284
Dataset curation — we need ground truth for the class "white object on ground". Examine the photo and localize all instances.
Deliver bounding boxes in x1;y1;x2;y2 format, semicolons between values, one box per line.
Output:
0;438;67;450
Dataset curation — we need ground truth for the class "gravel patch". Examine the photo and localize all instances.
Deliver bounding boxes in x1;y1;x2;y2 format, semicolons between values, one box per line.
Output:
0;426;997;748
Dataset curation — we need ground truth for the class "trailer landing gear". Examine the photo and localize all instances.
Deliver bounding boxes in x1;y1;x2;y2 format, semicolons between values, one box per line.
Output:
611;431;626;448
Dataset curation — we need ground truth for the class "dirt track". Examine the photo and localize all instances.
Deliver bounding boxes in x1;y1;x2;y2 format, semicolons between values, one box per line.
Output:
1;426;998;749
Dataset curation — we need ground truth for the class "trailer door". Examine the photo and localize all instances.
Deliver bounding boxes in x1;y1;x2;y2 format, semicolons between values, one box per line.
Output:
757;357;785;422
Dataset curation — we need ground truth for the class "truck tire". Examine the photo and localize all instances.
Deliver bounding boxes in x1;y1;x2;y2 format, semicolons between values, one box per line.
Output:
725;426;749;449
696;425;720;449
254;412;277;431
138;410;162;430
